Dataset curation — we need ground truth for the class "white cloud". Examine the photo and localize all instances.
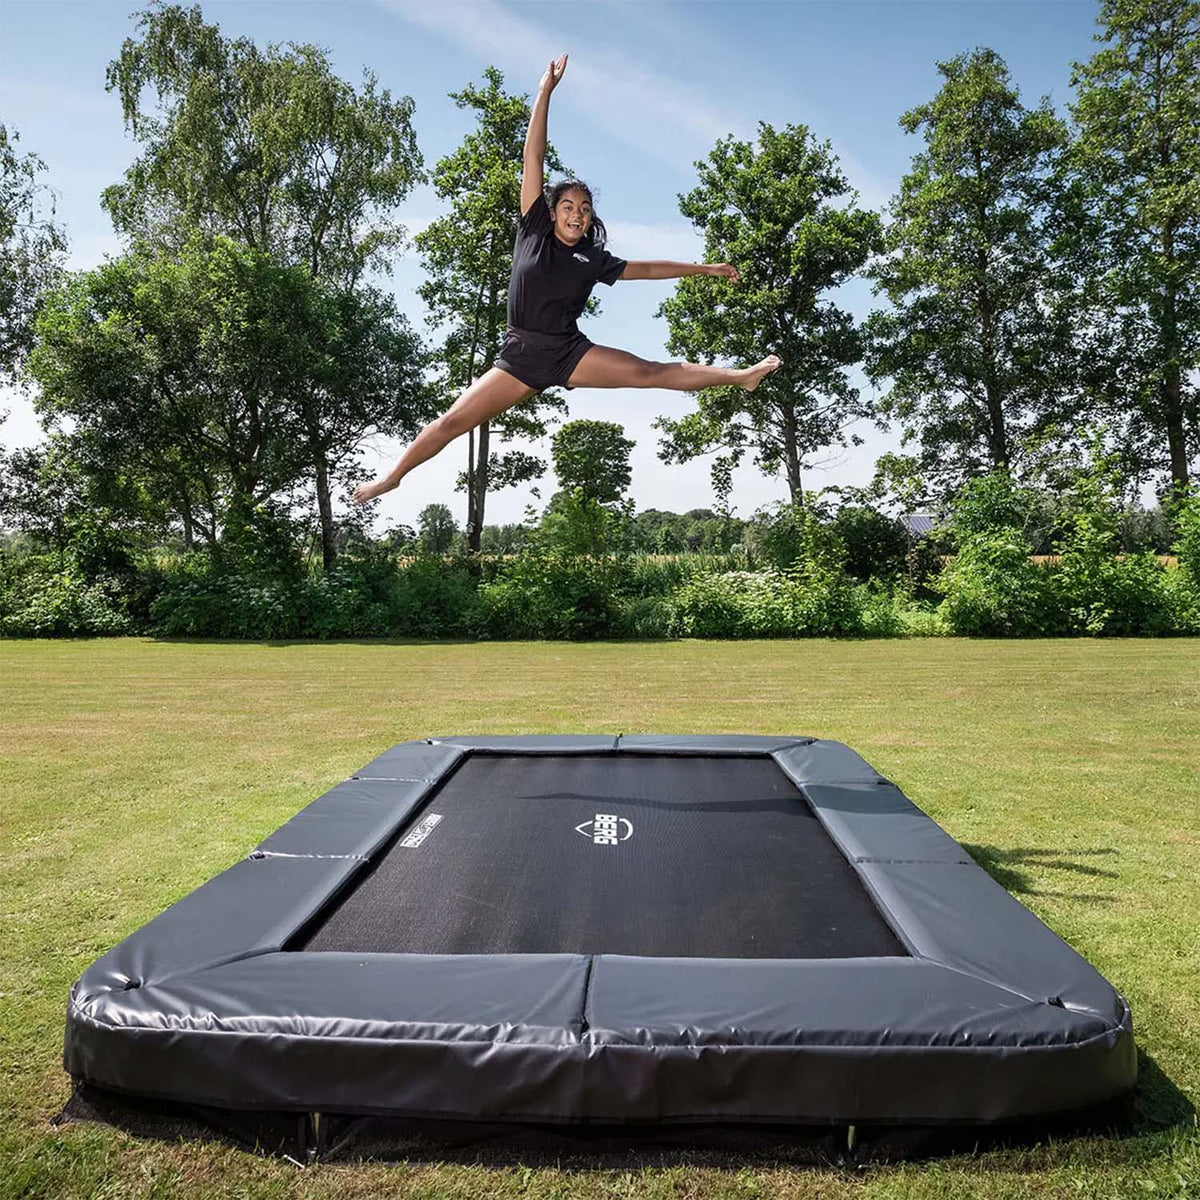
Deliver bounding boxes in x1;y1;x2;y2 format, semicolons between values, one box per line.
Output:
374;0;754;169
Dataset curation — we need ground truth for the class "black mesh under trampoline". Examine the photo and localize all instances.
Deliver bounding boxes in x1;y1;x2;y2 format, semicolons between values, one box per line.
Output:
294;754;906;959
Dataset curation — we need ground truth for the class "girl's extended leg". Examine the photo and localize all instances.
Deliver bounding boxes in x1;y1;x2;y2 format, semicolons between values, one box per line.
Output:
352;368;536;503
566;345;781;392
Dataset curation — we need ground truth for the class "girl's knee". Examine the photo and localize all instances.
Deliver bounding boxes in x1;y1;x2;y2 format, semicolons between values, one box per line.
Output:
436;411;469;439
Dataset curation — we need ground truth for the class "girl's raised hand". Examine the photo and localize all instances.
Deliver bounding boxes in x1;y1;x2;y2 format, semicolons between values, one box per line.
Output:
539;54;568;94
708;263;740;283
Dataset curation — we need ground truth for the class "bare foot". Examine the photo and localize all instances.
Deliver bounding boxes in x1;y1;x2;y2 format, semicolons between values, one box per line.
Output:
741;354;782;392
352;479;391;505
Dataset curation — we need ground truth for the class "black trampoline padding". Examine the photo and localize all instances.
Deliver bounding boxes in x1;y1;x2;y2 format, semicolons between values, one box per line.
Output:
64;734;1137;1137
297;755;906;959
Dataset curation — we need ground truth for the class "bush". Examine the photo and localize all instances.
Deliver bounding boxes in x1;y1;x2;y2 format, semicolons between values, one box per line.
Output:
666;568;867;638
1175;488;1200;589
613;593;674;639
1053;549;1175;636
1;568;132;637
390;554;479;638
937;531;1056;637
1050;455;1175;636
831;506;907;582
475;550;626;640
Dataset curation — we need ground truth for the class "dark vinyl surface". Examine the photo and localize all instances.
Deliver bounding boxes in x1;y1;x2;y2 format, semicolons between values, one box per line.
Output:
297;755;907;959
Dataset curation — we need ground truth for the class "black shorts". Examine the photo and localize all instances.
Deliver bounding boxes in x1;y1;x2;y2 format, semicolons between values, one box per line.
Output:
494;326;594;392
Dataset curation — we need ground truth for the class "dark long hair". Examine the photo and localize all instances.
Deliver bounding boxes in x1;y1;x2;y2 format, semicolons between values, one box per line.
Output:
546;179;609;250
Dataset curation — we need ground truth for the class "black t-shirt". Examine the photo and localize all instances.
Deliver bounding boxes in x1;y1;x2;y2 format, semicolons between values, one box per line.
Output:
506;198;627;336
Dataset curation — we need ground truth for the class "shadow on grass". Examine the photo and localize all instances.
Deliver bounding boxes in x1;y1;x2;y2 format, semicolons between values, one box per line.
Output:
962;843;1120;902
57;1058;1194;1170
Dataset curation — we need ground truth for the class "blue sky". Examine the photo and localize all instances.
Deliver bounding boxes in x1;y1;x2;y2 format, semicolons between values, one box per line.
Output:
1;0;1104;529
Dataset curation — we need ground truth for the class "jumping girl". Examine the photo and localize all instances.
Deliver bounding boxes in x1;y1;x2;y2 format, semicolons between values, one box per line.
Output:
352;54;781;506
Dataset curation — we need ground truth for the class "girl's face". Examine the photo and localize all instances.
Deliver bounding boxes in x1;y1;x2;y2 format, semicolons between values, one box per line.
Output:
552;188;593;245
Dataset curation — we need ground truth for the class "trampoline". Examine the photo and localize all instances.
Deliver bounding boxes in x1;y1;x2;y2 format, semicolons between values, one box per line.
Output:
65;735;1135;1138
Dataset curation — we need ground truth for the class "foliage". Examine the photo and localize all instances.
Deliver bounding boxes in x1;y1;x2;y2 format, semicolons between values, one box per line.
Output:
539;490;632;557
866;48;1073;496
29;236;428;556
1068;0;1200;491
656;122;882;504
104;1;422;286
630;508;745;554
550;419;635;504
936;530;1055;636
1050;452;1176;635
0;552;132;638
418;504;458;554
747;501;847;574
475;548;626;640
1175;487;1200;587
390;553;479;638
0;123;67;381
0;440;93;557
829;505;908;582
102;2;430;563
950;471;1048;539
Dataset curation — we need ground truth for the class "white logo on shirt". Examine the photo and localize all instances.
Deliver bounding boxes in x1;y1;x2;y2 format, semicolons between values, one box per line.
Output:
573;252;590;264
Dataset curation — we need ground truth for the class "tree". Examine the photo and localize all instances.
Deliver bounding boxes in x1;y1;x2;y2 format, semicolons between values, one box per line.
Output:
287;281;433;567
0;124;67;384
1070;0;1200;492
29;237;423;549
103;2;427;560
414;67;576;551
865;49;1073;497
418;503;457;554
550;419;634;504
0;441;90;558
656;122;882;506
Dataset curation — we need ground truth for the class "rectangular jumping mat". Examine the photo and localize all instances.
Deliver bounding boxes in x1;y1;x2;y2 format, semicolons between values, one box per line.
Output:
296;754;907;959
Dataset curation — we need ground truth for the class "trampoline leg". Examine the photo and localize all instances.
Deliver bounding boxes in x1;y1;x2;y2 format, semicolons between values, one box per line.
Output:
846;1124;858;1153
309;1111;326;1163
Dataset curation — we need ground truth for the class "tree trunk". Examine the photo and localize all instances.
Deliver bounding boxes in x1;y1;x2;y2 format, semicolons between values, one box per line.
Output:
315;454;336;569
781;402;804;506
1162;230;1189;490
978;272;1009;471
467;277;500;552
468;419;490;552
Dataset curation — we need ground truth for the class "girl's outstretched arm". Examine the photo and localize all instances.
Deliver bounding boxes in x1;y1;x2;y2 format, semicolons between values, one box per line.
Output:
620;261;740;282
521;54;567;216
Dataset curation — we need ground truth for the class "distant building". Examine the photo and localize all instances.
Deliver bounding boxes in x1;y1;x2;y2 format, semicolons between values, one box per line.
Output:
901;512;936;539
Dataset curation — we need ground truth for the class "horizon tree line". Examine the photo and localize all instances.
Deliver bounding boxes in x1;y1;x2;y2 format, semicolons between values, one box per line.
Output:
1;0;1197;564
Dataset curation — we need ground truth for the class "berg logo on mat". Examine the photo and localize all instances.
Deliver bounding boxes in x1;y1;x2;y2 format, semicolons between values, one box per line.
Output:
399;813;442;848
575;813;632;845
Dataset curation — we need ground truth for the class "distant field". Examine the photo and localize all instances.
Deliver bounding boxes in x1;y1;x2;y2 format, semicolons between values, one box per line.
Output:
1;637;1197;1199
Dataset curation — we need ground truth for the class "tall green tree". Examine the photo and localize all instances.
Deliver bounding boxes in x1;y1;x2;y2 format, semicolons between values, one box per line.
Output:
28;237;422;551
414;67;573;552
551;419;635;504
865;49;1072;496
104;2;426;561
656;123;882;506
0;124;67;385
1070;0;1200;492
418;502;457;554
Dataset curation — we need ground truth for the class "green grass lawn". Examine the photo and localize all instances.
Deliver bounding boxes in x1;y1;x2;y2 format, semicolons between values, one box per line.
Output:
1;637;1197;1199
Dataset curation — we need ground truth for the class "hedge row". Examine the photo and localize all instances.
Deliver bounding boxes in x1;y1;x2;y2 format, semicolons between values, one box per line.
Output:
3;544;1199;641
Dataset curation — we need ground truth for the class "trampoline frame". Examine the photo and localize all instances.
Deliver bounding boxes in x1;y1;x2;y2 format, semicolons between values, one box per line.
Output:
65;735;1136;1127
